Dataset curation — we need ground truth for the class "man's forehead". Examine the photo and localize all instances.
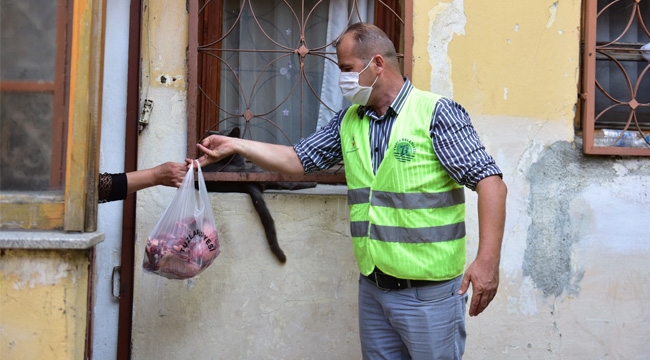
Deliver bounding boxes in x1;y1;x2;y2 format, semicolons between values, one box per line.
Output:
336;36;356;60
336;54;357;69
336;33;356;51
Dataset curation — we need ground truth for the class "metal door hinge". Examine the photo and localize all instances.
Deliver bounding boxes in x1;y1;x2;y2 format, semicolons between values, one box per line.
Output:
139;99;154;133
112;266;122;299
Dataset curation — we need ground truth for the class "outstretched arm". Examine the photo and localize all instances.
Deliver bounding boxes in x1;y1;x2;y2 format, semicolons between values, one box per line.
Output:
195;135;305;175
458;175;507;316
126;161;187;194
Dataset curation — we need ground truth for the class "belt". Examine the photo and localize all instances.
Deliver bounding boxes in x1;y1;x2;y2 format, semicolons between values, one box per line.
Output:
364;268;438;290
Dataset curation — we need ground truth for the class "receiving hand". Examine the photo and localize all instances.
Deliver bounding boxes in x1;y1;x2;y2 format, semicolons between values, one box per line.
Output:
152;161;187;188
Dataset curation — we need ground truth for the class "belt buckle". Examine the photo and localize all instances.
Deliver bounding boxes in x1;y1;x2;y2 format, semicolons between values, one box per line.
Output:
373;271;408;290
375;271;414;290
372;272;391;291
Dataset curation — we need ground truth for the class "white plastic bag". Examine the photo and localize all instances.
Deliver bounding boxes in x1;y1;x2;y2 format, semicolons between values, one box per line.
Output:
143;160;220;279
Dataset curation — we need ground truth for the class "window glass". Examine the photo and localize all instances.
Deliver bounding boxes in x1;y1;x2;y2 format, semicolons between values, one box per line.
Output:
0;0;64;190
192;0;406;174
0;93;54;190
218;0;330;145
197;0;384;146
0;0;58;81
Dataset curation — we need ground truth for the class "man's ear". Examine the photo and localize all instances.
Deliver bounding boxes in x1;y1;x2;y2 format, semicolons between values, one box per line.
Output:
373;55;386;75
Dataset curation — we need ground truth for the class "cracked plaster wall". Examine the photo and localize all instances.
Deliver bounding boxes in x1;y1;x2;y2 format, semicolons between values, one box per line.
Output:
415;1;650;358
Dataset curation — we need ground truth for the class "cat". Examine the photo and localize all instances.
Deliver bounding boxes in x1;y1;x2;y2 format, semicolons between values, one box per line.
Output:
200;127;317;263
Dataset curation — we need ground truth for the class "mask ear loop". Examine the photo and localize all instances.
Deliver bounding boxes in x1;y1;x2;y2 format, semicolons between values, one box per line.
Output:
361;56;380;88
359;56;376;74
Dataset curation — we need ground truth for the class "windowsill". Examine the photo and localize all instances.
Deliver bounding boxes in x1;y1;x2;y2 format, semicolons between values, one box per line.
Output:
0;231;105;250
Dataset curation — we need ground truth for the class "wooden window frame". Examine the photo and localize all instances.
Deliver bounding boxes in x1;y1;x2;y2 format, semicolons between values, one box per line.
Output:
187;0;413;183
0;0;106;232
580;0;650;156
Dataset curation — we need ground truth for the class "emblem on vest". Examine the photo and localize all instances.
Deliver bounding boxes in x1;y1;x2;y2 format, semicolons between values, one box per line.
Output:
393;138;416;162
346;135;359;153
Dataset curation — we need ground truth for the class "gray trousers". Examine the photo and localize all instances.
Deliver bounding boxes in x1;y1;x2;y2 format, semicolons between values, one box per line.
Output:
358;274;467;360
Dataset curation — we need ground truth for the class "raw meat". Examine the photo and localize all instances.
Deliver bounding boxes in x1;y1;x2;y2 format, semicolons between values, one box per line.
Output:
143;217;220;279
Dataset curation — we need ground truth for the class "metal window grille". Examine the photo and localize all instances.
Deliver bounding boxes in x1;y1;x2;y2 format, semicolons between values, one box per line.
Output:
188;0;412;182
581;0;650;155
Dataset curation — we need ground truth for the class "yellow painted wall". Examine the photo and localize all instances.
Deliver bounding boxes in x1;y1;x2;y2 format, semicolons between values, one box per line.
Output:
141;0;188;91
0;249;89;360
412;0;582;121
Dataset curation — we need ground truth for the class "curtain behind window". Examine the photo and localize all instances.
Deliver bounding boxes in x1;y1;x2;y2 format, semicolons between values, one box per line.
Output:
217;0;372;145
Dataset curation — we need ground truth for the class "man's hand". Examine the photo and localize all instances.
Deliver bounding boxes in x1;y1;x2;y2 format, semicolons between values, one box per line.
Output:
458;257;499;316
195;134;236;167
193;134;305;176
458;175;507;316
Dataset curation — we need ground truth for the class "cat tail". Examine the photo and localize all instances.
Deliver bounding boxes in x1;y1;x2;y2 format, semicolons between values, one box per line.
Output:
246;185;286;263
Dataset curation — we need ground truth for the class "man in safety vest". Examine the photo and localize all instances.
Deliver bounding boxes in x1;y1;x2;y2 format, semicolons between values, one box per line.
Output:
194;22;507;360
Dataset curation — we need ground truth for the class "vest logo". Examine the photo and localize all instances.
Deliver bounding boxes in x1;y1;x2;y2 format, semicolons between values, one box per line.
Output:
393;138;416;162
346;136;359;153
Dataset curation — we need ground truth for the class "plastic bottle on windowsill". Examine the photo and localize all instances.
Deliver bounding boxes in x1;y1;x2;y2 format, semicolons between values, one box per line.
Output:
593;129;650;148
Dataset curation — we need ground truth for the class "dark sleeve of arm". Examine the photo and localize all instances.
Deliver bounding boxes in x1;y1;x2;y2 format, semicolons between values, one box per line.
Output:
431;98;502;191
293;110;345;174
98;173;128;203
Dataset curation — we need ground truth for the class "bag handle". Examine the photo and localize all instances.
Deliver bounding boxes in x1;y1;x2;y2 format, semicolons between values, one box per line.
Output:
193;160;207;217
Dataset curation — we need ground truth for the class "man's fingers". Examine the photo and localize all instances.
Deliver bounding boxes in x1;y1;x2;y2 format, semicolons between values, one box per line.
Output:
468;288;497;316
458;273;470;295
469;293;484;317
196;143;209;153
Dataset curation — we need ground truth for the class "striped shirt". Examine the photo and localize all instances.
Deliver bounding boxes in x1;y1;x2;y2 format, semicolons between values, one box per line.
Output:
293;79;502;191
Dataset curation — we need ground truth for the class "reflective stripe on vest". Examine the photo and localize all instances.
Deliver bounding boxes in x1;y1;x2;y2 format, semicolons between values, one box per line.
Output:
350;221;466;243
349;187;465;209
341;88;466;281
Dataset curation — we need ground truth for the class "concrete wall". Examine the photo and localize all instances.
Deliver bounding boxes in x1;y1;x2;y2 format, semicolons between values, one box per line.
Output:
132;191;356;359
129;1;650;359
0;249;90;360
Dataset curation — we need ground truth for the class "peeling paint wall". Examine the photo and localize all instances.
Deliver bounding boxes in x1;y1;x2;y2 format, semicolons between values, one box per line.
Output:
414;1;650;359
0;249;89;360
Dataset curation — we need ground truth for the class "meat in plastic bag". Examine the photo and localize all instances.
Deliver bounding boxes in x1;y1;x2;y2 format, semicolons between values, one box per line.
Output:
143;160;220;279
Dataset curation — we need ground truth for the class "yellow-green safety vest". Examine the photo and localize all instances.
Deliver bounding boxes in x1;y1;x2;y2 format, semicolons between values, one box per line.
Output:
341;88;466;281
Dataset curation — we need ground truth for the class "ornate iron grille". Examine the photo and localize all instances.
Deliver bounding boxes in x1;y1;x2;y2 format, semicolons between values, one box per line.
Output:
582;0;650;155
188;0;412;182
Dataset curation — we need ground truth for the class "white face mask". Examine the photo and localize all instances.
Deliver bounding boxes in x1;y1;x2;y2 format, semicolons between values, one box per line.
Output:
338;58;378;106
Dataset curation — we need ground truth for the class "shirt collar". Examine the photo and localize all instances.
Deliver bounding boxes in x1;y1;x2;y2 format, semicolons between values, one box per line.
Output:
356;77;413;119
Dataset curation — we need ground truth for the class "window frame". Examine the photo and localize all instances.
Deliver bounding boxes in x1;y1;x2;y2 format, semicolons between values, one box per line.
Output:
0;0;105;232
187;0;413;183
580;0;650;156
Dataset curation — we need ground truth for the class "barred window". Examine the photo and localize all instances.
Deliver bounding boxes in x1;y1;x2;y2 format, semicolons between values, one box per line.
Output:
188;0;412;182
580;0;650;156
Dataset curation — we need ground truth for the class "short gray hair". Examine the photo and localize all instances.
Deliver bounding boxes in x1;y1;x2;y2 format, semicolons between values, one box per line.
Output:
336;22;398;64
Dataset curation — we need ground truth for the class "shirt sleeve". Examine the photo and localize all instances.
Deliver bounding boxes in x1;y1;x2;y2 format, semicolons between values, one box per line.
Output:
430;98;502;191
98;172;128;203
293;110;346;174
